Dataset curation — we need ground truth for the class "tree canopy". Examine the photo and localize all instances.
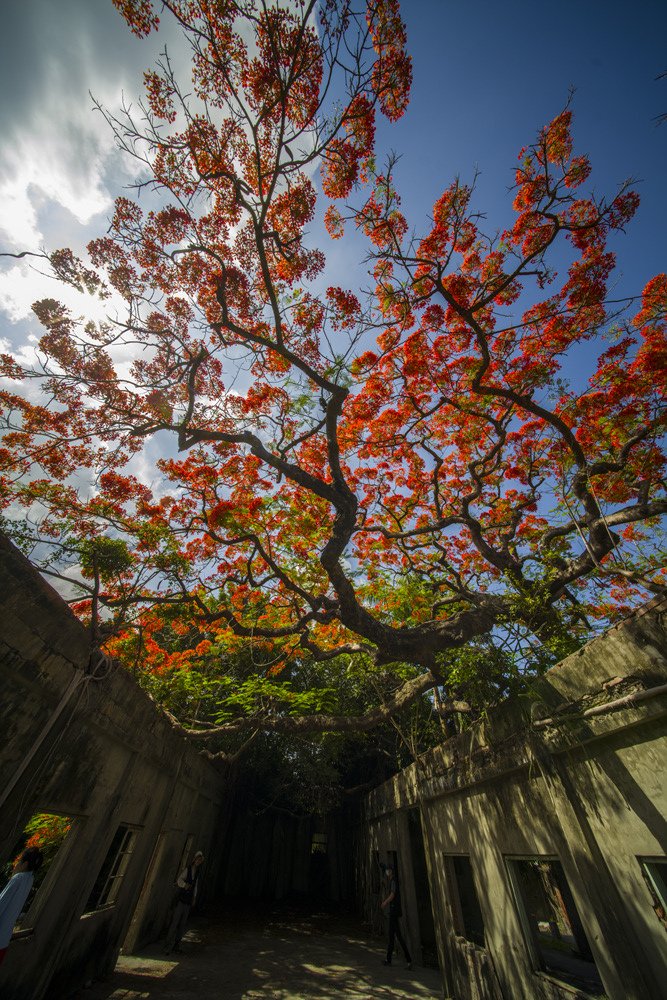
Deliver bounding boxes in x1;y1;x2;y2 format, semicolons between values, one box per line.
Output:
1;0;665;752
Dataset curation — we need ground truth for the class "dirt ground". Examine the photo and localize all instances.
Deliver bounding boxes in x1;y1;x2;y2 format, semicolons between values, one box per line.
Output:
65;903;444;1000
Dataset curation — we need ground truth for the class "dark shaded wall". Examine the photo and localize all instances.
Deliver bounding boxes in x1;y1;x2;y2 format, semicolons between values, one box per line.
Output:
0;535;229;1000
360;600;667;1000
220;804;357;903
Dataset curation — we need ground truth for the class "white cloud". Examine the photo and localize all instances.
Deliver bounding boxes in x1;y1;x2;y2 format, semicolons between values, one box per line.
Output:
0;259;113;325
0;0;186;257
0;35;131;249
0;124;114;249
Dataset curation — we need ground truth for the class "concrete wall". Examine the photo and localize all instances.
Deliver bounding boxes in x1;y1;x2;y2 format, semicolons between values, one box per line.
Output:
0;534;227;1000
361;600;667;1000
3;527;666;1000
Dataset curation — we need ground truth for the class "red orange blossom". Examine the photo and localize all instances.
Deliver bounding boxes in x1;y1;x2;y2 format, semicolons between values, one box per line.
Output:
0;0;665;738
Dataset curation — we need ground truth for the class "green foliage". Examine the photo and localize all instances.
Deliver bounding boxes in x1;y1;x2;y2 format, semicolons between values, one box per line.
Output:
77;536;134;581
0;514;32;554
500;582;588;666
134;642;442;814
435;637;527;728
1;812;72;896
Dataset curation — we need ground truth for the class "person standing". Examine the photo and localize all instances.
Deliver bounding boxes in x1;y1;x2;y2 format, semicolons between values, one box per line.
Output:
380;864;412;969
0;848;43;966
164;850;204;955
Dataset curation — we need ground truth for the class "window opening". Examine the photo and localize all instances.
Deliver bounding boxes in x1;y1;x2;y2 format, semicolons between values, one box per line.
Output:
176;834;194;878
311;833;328;855
408;809;438;967
639;857;667;929
371;850;381;894
506;857;604;996
84;825;136;912
381;850;398;879
443;854;485;947
0;812;74;928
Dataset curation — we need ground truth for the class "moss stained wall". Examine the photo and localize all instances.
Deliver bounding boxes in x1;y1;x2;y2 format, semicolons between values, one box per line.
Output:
0;534;228;1000
361;601;667;1000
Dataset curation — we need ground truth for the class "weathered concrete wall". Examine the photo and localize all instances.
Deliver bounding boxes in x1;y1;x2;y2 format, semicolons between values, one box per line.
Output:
0;534;228;1000
361;600;667;1000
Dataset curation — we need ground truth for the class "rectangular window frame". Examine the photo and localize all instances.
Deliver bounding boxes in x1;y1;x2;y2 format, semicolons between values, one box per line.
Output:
442;852;486;948
638;856;667;928
505;854;546;971
2;810;80;935
371;849;381;894
83;824;139;915
176;834;194;880
311;832;328;855
505;854;604;997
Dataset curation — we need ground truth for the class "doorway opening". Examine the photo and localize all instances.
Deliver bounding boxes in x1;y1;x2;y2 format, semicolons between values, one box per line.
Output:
407;809;439;967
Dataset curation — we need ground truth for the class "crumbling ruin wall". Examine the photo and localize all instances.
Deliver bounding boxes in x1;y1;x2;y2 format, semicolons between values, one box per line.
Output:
0;534;228;1000
361;600;667;1000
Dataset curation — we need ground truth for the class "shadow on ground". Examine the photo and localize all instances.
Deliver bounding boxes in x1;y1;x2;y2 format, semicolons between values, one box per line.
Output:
64;902;443;999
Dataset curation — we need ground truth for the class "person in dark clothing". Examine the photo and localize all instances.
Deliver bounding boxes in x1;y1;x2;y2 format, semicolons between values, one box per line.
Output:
164;850;204;955
380;865;412;969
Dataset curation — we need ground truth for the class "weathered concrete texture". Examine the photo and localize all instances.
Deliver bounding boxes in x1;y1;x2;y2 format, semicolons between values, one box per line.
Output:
0;535;228;1000
361;600;667;1000
3;529;667;1000
67;905;445;1000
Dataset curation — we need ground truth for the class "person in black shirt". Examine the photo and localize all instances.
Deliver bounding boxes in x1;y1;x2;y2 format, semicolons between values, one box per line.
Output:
380;865;412;969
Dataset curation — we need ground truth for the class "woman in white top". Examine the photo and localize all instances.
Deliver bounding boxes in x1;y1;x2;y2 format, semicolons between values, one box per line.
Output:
0;847;43;965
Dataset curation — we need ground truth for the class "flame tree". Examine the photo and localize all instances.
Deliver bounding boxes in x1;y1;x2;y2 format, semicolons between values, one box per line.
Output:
1;0;665;744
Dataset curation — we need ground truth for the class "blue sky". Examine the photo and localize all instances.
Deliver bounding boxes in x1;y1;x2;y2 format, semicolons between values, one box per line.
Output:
0;0;664;606
0;0;665;370
387;0;667;300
